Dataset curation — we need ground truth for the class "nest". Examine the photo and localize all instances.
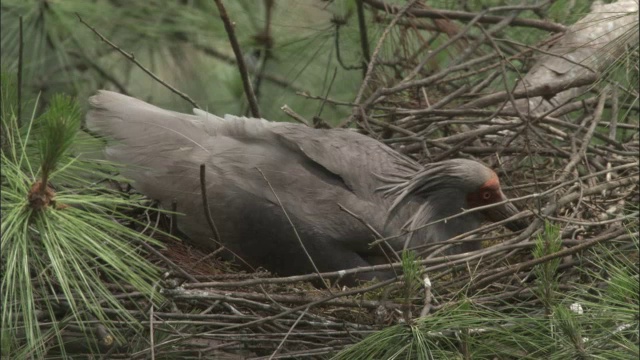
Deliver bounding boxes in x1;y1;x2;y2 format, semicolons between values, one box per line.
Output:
111;64;638;360
43;2;639;358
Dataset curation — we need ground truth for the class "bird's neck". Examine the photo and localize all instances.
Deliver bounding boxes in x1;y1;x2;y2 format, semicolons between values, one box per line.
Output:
386;191;483;252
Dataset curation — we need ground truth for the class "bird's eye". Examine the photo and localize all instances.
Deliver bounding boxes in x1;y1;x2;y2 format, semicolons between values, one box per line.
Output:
482;191;491;200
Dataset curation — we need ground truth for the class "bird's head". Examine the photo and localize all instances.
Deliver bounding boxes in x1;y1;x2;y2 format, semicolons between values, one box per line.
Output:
386;159;528;233
450;159;528;231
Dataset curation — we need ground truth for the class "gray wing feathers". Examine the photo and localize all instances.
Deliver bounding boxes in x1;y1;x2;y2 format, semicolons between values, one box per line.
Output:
85;91;413;250
86;92;351;206
267;124;421;198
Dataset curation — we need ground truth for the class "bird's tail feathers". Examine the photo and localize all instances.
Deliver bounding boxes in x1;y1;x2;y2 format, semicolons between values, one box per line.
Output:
86;91;226;160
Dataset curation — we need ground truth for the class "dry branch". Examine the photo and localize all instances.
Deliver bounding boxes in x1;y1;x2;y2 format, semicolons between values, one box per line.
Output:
507;0;639;115
76;14;200;109
363;0;567;32
213;0;261;118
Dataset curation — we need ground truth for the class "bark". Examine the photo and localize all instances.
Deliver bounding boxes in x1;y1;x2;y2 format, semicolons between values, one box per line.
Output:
508;0;639;116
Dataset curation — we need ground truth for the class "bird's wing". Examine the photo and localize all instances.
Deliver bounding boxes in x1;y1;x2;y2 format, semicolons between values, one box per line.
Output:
226;115;422;199
85;91;394;253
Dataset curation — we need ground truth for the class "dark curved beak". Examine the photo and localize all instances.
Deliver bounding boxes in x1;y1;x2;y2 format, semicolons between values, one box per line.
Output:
484;196;529;231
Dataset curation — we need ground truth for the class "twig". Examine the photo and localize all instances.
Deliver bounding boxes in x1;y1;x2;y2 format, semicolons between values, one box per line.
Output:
192;246;227;267
268;307;308;360
345;0;418;126
280;105;310;126
138;239;198;283
362;0;566;32
337;203;401;264
194;43;303;92
169;200;178;236
469;228;629;290
17;16;23;127
419;274;433;318
213;0;261;118
246;0;275;115
357;53;495;112
477;24;527;124
296;92;358;107
200;164;221;244
461;73;598;109
544;213;638;227
255;167;331;291
76;13;200;109
162;287;405;310
403;9;489;83
605;86;619;193
355;0;371;78
555;90;608;184
207;277;396;334
149;304;155;360
334;20;362;71
315;67;338;124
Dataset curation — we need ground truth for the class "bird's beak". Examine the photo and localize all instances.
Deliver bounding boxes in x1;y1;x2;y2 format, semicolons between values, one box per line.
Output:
484;194;529;231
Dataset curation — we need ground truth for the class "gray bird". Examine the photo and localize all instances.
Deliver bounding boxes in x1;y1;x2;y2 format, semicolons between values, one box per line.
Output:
87;91;526;283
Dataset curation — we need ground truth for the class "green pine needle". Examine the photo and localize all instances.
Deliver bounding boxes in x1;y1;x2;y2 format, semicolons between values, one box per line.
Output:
1;79;165;357
333;235;639;360
36;94;81;184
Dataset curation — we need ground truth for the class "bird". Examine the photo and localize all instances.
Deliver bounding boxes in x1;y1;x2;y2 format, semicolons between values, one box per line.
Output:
86;90;527;283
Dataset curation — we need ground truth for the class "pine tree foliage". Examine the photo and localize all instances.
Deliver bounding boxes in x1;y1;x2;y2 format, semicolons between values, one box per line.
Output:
1;72;164;357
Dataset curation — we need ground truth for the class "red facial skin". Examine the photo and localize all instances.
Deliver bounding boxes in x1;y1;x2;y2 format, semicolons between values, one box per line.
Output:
466;173;504;209
465;172;528;231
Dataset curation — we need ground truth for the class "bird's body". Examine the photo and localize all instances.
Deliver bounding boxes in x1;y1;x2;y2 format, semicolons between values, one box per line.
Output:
87;91;525;282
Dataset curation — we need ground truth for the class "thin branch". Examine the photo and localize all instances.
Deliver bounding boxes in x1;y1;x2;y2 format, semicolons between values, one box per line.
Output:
334;21;362;71
403;9;489;83
200;164;221;244
162;288;401;310
17;16;23;127
255;167;332;291
355;0;371;78
149;304;155;360
206;277;395;334
268;307;308;360
169;200;178;236
280;105;310;126
357;53;495;112
337;203;401;263
362;0;566;32
469;228;629;290
213;0;261;118
68;50;130;95
314;67;338;128
193;43;303;92
246;0;275;115
419;275;433;317
461;72;599;109
555;90;608;184
605;86;619;191
137;239;198;283
346;0;418;126
76;13;200;109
